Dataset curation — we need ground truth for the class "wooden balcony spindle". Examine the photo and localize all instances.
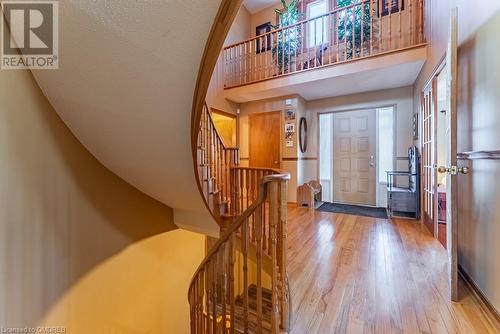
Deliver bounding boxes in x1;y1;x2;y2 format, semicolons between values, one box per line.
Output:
321;16;325;65
361;2;365;57
409;0;413;46
230;168;235;216
379;0;383;52
229;234;235;334
336;11;340;62
293;25;300;72
287;26;292;74
313;18;317;67
418;0;423;43
269;181;280;333
205;268;210;333
227;48;231;87
211;260;217;334
265;31;269;79
398;0;402;48
281;29;285;76
352;5;356;58
239;169;244;215
255;201;264;334
388;0;393;51
301;22;305;70
220;246;227;333
328;13;332;64
242;219;249;333
370;0;374;55
343;8;348;60
199;274;204;334
241;43;245;85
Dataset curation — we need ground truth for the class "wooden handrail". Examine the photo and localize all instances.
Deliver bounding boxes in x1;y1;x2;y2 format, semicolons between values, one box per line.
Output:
190;173;290;280
223;0;425;88
188;172;291;333
196;103;240;223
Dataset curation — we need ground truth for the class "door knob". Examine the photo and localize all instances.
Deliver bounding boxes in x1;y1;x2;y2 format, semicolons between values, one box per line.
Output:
437;165;470;175
274;161;279;164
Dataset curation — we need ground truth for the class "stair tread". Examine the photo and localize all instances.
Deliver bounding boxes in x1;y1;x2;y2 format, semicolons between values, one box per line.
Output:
209;284;275;334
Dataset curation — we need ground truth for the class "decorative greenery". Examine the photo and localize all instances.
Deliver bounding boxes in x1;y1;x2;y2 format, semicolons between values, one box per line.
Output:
337;0;371;59
272;0;302;73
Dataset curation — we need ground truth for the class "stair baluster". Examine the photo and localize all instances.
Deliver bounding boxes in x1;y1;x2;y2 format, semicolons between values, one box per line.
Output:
192;103;291;333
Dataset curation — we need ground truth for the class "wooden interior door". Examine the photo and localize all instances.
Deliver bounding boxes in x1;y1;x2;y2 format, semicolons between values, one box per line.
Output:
333;110;376;206
444;7;459;301
249;111;281;168
421;84;437;236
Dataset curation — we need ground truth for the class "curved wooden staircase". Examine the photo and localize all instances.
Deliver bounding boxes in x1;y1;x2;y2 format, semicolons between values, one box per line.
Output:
189;104;291;333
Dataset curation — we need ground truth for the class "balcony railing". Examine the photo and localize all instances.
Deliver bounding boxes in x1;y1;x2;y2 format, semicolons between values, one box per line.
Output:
224;0;424;88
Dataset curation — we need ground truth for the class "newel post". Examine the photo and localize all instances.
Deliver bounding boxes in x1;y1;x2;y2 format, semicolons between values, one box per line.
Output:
269;181;280;333
278;178;289;331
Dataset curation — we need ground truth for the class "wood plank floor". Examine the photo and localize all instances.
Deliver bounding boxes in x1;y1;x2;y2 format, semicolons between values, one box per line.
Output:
286;207;500;334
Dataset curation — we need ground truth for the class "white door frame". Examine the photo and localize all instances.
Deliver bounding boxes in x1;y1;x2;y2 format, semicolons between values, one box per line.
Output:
317;104;397;207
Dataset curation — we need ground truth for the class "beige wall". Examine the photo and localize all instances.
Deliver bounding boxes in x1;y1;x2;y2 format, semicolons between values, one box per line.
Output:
413;1;500;312
207;5;251;114
238;87;414;204
0;69;205;333
250;2;280;38
239;95;303;202
306;86;415;205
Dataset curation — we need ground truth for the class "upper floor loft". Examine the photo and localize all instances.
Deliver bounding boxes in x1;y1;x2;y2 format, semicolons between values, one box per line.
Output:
221;0;426;102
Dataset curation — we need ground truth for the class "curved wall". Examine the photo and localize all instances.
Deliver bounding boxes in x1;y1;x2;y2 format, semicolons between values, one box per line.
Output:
31;0;226;234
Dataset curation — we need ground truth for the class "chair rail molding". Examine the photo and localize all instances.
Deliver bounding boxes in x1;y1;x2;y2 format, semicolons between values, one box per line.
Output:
457;149;500;160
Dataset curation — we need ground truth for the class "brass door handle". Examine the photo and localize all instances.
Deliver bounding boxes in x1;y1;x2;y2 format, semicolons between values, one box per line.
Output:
437;166;470;175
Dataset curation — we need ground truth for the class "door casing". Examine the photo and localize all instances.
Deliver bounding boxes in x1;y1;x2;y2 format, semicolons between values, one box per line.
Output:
249;111;282;169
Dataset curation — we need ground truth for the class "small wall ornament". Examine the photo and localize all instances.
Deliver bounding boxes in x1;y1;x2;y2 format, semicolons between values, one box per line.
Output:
299;117;307;153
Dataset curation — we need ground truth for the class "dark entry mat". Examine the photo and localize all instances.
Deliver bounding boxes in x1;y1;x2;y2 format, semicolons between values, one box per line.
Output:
317;202;388;219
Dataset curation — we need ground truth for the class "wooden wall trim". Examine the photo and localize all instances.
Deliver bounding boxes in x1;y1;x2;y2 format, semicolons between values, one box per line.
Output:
282;157;318;161
458;265;500;329
211;107;237;118
457;150;500;160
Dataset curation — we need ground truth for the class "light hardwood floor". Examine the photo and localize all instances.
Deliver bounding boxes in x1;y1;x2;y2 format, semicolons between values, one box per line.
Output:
287;206;499;334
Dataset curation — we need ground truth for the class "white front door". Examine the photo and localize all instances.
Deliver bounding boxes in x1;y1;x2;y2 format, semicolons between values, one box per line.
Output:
333;109;377;205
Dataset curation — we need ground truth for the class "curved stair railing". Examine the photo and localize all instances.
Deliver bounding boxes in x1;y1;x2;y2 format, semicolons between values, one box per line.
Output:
196;103;240;223
188;172;290;334
192;103;292;333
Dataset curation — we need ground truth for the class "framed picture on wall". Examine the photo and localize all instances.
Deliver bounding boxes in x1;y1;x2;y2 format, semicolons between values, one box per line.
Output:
285;109;296;121
378;0;404;17
413;113;419;140
256;22;272;54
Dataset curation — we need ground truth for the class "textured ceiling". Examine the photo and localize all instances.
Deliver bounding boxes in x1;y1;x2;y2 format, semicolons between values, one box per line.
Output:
31;0;223;234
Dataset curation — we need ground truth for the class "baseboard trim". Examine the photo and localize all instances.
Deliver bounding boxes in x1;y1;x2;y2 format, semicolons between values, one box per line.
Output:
458;264;500;329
